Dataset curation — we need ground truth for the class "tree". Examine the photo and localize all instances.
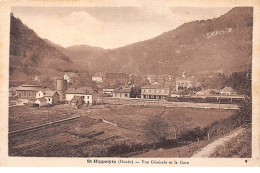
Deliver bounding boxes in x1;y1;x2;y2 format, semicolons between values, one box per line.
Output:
130;86;141;98
143;115;169;147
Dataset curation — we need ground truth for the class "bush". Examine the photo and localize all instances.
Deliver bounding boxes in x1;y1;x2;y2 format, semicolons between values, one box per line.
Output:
143;115;169;145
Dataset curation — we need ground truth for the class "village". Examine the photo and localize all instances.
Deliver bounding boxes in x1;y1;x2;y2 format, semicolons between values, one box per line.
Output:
9;71;245;109
8;70;248;157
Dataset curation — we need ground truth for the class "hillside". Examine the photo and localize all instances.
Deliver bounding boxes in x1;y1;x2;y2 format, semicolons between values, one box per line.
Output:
9;7;253;81
44;40;107;72
9;14;85;82
82;7;252;76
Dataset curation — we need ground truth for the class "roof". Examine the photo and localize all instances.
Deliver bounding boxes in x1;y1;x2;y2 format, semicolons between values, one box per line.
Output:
37;88;51;92
105;73;128;79
21;84;43;87
66;87;94;94
114;88;131;93
36;97;47;102
176;79;193;84
71;96;84;103
44;91;58;97
220;86;236;93
9;87;18;91
92;72;106;78
141;82;169;89
196;89;219;95
16;86;43;91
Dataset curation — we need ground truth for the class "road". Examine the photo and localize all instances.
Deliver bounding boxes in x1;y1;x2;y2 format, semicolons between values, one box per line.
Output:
191;128;245;158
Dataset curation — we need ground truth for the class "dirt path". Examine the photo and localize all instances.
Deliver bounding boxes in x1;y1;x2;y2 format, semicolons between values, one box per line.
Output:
191;128;245;158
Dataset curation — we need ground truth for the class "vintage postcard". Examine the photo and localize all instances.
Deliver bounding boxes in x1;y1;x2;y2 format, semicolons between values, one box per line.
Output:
0;0;260;167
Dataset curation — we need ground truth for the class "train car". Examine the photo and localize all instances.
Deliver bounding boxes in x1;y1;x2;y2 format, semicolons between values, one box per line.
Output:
218;97;232;104
205;97;218;103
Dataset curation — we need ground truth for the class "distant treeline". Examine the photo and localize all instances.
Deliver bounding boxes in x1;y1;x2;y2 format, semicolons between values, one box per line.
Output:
225;70;251;97
199;69;251;97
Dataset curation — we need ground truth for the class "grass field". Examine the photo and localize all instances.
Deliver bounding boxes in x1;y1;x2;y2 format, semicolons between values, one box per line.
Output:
9;104;236;157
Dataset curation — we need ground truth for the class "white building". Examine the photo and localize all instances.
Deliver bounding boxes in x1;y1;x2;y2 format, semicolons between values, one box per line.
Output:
220;86;236;95
34;97;48;107
36;88;51;98
36;89;60;105
141;82;170;100
102;88;115;96
65;87;94;105
92;72;105;83
63;73;77;83
113;88;131;98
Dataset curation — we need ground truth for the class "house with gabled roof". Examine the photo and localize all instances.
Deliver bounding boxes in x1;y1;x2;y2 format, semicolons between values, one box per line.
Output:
36;88;52;98
220;86;236;95
44;91;60;104
196;89;220;96
34;97;48;107
113;87;131;98
36;89;60;105
65;87;97;105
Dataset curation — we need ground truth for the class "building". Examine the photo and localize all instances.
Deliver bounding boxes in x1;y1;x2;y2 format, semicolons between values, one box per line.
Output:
34;97;48;107
92;72;105;83
65;87;95;105
113;88;131;98
220;86;236;95
34;76;39;81
9;87;17;97
147;75;157;83
44;91;60;105
175;79;194;91
36;88;51;98
70;96;85;108
16;84;44;98
36;89;60;105
102;88;115;96
63;73;78;83
196;89;220;96
141;82;170;100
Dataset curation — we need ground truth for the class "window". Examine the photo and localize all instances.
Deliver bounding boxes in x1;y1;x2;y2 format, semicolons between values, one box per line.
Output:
149;90;151;93
125;94;128;97
48;98;51;101
87;96;89;99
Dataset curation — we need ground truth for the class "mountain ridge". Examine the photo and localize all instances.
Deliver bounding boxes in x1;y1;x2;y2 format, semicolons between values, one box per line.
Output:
9;7;252;82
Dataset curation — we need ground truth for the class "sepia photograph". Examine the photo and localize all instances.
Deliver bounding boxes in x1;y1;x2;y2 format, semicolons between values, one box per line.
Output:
0;0;260;167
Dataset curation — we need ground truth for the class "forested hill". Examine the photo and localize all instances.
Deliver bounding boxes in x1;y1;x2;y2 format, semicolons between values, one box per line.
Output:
9;7;253;81
81;7;252;76
9;13;87;81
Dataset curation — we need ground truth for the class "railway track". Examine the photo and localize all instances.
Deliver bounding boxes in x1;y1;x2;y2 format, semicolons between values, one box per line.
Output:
9;115;80;136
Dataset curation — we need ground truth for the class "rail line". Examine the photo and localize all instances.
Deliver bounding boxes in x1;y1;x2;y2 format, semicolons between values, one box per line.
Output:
9;115;80;136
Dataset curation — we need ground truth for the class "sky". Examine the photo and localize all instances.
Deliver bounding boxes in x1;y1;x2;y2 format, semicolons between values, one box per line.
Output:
12;6;233;49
